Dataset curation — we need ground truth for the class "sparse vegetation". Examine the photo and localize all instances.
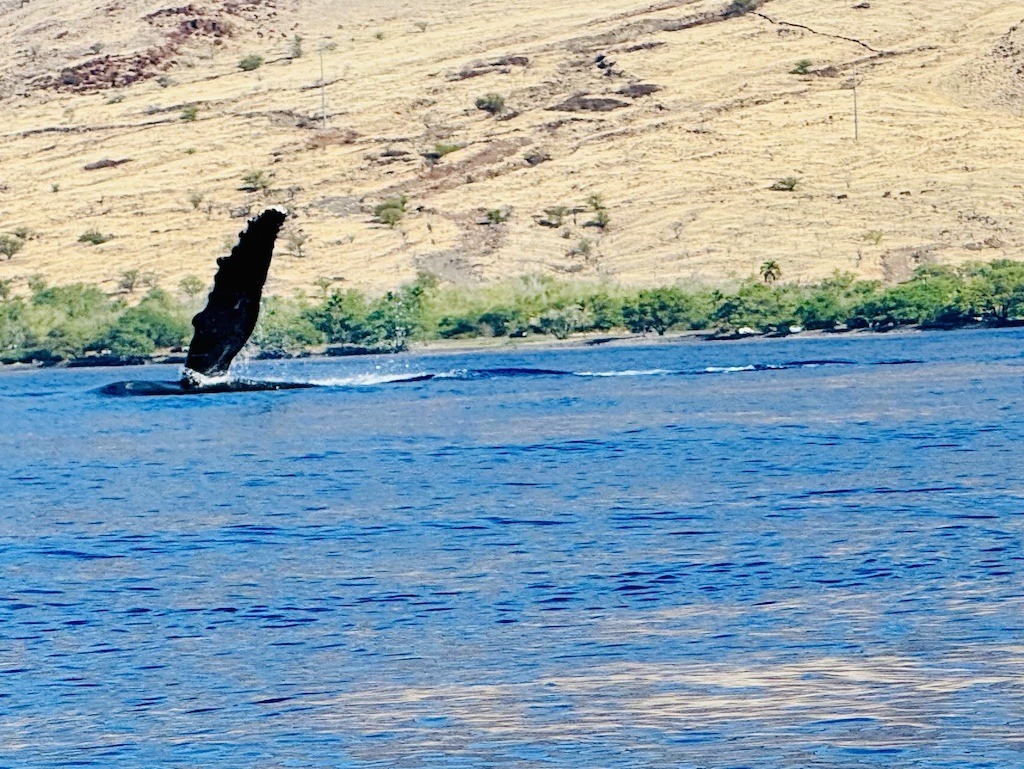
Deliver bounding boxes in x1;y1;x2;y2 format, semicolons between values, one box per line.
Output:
289;35;304;59
790;59;813;75
769;176;800;192
179;275;206;298
240;170;272;193
0;234;25;260
586;193;610;229
238;54;264;72
117;269;157;295
374;195;408;227
863;230;884;245
568;239;592;258
486;208;510;225
188;191;204;210
313;276;335;298
538;206;569;228
434;142;462;158
180;105;199;122
78;229;114;245
284;229;309;257
475;93;505;115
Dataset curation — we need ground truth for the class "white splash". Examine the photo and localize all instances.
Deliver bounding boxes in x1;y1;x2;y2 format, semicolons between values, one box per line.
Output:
575;369;675;378
180;367;233;388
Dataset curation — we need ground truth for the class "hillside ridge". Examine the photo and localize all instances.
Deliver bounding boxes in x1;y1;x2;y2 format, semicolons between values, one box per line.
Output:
0;0;1022;299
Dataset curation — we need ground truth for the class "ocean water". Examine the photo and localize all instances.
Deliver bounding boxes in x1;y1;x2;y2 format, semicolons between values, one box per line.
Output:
2;329;1023;768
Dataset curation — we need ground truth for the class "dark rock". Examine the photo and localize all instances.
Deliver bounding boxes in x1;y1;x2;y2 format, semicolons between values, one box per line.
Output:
550;95;630;112
449;54;529;81
617;83;663;98
83;158;133;170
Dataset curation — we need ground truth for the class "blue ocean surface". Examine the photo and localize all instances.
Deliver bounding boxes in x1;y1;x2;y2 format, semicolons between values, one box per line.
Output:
2;329;1023;768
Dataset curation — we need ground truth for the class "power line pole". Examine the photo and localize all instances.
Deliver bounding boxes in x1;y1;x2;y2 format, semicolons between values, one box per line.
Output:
853;65;860;143
319;46;327;129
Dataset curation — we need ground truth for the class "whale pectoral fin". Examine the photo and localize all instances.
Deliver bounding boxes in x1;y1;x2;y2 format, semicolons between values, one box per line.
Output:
183;207;287;382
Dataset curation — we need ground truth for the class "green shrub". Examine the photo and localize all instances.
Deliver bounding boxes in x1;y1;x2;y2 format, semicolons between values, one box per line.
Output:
580;291;623;331
364;280;430;349
240;170;272;192
714;280;798;331
374;195;408;227
118;269;158;295
179;275;206;298
78;229;113;245
434;142;462;158
180;105;199;122
475;93;505;115
536;305;591;339
102;289;190;356
30;283;120;359
851;266;965;329
586;194;610;229
0;297;32;354
238;54;264;72
795;272;880;330
479;307;529;337
486;208;509;225
304;289;373;343
622;287;708;335
0;234;25;259
538;206;568;228
252;297;325;355
959;259;1024;321
790;59;812;75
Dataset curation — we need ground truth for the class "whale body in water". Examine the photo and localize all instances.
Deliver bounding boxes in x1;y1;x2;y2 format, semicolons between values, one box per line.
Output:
101;208;316;396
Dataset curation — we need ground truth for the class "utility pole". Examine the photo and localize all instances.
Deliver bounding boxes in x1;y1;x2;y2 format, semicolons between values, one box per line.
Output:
319;46;327;129
853;65;860;143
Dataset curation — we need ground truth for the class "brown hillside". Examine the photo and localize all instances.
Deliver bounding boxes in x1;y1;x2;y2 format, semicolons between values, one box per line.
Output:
1;0;1023;298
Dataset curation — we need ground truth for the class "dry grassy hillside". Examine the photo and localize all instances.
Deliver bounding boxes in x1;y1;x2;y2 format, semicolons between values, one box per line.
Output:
1;0;1023;298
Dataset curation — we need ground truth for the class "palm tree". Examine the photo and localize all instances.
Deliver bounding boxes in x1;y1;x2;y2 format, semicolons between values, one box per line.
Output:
760;260;782;284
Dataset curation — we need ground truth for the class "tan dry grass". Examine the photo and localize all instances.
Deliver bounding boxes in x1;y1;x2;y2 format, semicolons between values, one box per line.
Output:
0;0;1023;298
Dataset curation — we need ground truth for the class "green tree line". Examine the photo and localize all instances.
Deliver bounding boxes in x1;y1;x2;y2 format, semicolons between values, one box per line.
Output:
3;260;1024;365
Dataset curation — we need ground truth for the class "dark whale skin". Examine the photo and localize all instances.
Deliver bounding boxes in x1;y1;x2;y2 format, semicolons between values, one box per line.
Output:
99;378;316;397
183;207;287;383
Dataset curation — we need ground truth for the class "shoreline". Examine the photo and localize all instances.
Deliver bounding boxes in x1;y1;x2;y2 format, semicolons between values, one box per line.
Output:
0;322;1002;374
